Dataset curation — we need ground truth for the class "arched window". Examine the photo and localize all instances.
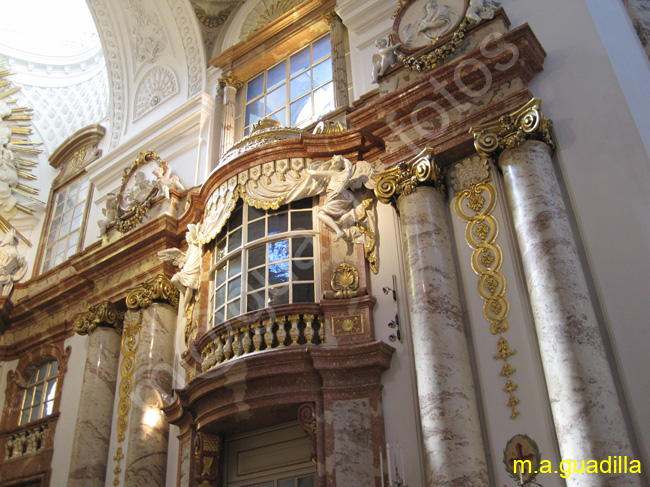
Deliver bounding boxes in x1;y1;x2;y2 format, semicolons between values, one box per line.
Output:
19;361;58;426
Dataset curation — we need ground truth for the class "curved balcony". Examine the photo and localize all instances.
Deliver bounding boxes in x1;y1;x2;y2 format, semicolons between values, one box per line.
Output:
198;303;324;372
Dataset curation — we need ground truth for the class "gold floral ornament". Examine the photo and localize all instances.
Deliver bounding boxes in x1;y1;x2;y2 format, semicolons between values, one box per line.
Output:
470;98;555;158
452;155;520;419
331;262;360;299
0;60;43;245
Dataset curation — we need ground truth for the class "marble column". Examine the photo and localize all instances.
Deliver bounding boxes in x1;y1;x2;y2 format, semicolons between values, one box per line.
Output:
499;140;640;486
324;12;349;108
219;71;243;154
375;149;488;486
123;303;177;487
68;324;121;487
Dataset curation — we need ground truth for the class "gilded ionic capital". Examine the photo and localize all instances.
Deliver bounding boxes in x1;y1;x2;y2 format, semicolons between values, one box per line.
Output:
469;98;555;159
323;11;342;26
218;71;243;89
125;274;179;310
73;301;124;335
374;148;443;205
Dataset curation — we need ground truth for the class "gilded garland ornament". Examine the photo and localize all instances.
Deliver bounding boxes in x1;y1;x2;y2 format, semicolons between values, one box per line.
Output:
452;155;520;419
470;98;555;159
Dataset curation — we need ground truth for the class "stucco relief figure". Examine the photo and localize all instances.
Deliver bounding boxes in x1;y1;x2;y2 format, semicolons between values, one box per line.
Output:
0;229;27;295
372;37;402;84
153;164;185;199
98;194;119;237
466;0;498;23
158;223;202;305
125;170;153;209
403;0;459;46
306;156;376;242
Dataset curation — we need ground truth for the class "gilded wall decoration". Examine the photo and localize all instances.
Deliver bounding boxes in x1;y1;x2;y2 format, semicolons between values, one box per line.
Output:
125;273;180;311
452;155;520;419
239;0;304;40
332;314;364;336
331;262;360;299
134;66;179;120
503;434;541;485
73;301;124;335
194;5;231;28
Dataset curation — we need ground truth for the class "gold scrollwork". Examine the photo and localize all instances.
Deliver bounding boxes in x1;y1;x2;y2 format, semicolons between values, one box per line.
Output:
453;160;520;419
374;148;443;205
73;301;124;335
195;6;231;28
125;274;179;311
331;262;360;299
218;71;244;90
470;98;555;159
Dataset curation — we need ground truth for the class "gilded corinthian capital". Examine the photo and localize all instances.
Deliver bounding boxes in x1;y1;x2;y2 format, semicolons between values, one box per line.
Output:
73;301;124;335
125;274;179;310
218;71;243;89
469;98;555;158
374;148;443;205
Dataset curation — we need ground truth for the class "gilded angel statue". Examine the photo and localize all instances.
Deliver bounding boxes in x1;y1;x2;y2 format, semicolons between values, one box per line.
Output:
153;164;185;199
157;223;202;305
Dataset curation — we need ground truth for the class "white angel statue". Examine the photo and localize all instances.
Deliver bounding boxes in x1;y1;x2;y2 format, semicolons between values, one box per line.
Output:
158;223;202;305
0;229;27;295
306;156;376;242
466;0;498;23
153;164;185;199
98;193;119;238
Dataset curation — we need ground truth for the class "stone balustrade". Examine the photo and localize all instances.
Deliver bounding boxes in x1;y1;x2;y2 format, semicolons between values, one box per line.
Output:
5;423;49;459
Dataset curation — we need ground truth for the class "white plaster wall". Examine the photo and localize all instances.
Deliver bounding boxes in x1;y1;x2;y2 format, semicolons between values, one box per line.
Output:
50;334;89;484
370;202;426;487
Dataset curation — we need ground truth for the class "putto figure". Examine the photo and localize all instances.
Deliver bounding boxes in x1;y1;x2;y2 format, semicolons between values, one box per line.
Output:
98;193;119;238
0;229;27;295
371;36;402;84
153;164;185;199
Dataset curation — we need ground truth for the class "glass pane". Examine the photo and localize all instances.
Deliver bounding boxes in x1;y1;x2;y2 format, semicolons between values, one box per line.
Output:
248;245;266;268
290;46;310;77
248;268;265;290
228;254;241;278
62;210;73;226
248;219;266;242
228;228;242;252
291;197;312;210
266;85;287;114
49;361;58;376
298;475;315;487
80;177;90;192
216;239;227;261
268;285;289;306
268;213;288;235
24;388;34;407
293;283;315;303
46;380;57;403
30;406;40;422
72;203;85;219
268;107;287;126
292;259;314;281
291;211;312;230
247;290;265;312
66;245;77;260
290;96;312;126
313;81;334;118
269;262;290;285
228;277;241;299
267;62;286;91
245;99;265;127
20;408;29;426
290;71;311;101
248;205;266;221
70;214;83;231
216;266;227;287
47;230;57;246
45;400;54;416
292;237;313;258
268;240;289;262
215;285;226;307
227;299;240;319
37;363;48;381
230;206;243;229
33;383;44;406
313;58;332;87
313;35;331;62
247;74;264;102
279;480;295;487
214;307;225;325
54;202;64;217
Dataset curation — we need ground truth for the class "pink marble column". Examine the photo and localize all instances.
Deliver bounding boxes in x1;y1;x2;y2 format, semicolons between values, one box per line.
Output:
325;12;349;108
397;186;488;487
500;140;641;487
68;326;121;487
123;303;177;487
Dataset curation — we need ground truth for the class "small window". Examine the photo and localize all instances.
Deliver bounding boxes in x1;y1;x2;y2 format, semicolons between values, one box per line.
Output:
41;174;91;273
19;361;58;426
210;199;317;328
244;35;334;135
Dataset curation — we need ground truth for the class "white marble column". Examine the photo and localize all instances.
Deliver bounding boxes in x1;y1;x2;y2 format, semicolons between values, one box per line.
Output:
123;303;177;487
500;140;641;487
397;185;488;487
68;326;121;487
324;12;349;108
219;72;243;154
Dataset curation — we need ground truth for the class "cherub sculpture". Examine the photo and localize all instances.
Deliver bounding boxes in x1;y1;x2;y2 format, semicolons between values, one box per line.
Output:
466;0;498;23
0;229;27;295
125;171;153;209
158;223;202;306
98;193;119;237
153;164;185;199
305;156;376;242
372;36;402;84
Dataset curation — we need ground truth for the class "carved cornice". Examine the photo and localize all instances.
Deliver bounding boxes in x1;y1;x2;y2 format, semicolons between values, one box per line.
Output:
374;148;443;205
125;274;179;310
470;98;555;159
218;71;243;89
73;301;124;335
